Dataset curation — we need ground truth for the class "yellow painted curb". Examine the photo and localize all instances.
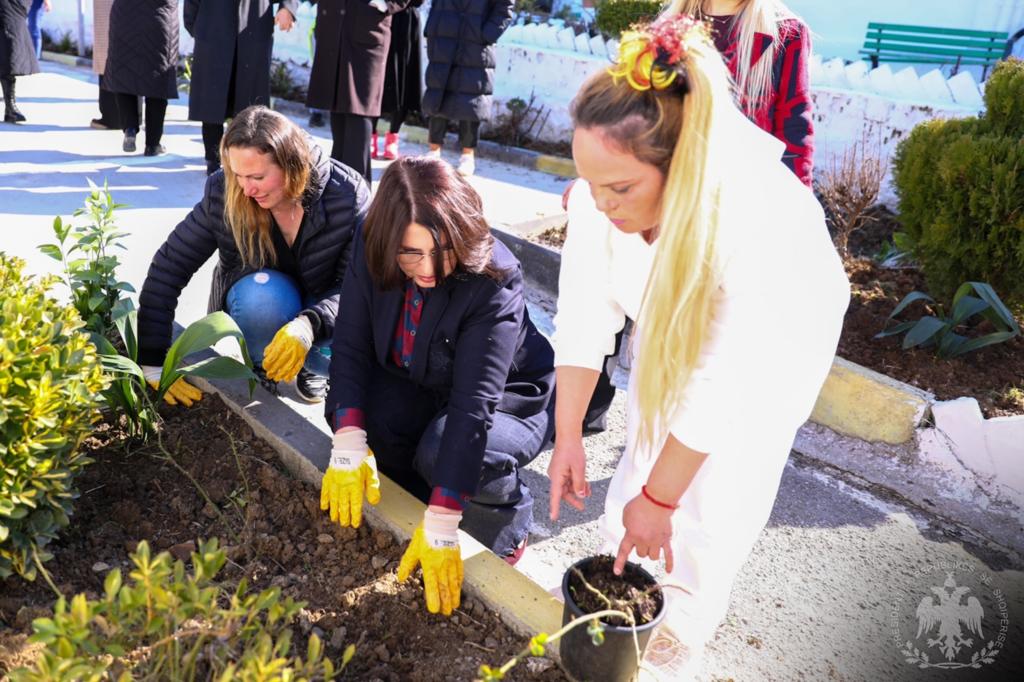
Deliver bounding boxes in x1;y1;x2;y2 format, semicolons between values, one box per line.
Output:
811;356;932;445
195;377;564;656
535;155;577;178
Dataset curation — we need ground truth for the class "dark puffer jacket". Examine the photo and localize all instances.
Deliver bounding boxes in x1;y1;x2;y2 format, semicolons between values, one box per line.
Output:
137;142;369;366
421;0;513;122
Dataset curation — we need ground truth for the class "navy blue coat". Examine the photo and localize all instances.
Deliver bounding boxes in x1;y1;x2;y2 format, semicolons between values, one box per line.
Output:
326;233;554;494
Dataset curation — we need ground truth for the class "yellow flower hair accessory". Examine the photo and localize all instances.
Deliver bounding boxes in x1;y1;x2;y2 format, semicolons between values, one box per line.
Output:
608;14;707;93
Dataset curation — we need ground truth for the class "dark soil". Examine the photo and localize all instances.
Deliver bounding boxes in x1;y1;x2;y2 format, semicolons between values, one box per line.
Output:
566;556;662;628
526;204;1024;417
0;397;567;681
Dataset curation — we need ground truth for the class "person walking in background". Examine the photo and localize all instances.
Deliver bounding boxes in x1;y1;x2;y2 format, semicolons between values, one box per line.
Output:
421;0;513;177
370;0;423;161
89;0;120;130
668;0;814;186
184;0;298;176
104;0;179;156
26;0;51;59
307;0;413;184
0;0;39;123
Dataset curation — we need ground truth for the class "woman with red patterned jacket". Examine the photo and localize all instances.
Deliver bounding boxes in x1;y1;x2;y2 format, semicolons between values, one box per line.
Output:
668;0;814;186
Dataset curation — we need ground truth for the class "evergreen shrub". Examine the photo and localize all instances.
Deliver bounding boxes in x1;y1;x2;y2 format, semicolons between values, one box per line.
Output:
0;254;107;581
893;59;1024;312
595;0;664;39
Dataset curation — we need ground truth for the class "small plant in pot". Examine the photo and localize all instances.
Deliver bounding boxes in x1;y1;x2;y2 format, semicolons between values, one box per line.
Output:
479;555;665;681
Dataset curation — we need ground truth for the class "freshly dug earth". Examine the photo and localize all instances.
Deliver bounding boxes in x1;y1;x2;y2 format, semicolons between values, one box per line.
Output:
0;396;567;681
566;556;662;628
526;205;1024;417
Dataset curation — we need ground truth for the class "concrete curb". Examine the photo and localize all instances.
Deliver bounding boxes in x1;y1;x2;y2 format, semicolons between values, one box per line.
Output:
271;96;577;179
40;50;91;69
187;353;565;658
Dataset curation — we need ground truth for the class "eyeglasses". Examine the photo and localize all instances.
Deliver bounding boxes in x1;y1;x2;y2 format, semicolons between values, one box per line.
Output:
396;245;454;266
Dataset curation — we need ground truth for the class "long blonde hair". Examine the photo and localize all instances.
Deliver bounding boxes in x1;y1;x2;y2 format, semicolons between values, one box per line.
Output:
221;106;312;269
571;17;733;451
667;0;794;115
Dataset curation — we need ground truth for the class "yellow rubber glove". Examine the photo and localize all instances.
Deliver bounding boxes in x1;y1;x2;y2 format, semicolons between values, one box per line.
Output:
320;429;381;528
262;315;314;382
397;509;463;616
142;365;202;407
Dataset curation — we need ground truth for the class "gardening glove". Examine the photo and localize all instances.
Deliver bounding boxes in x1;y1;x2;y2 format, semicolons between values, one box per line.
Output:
142;365;202;407
397;509;463;616
262;314;314;383
320;429;381;528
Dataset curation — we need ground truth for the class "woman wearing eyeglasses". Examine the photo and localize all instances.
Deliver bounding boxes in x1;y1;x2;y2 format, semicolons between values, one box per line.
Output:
322;155;555;615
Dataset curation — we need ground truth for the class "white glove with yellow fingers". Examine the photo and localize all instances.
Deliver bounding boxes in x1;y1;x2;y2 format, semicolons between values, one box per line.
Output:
263;314;315;383
397;509;463;616
320;429;381;528
142;365;202;407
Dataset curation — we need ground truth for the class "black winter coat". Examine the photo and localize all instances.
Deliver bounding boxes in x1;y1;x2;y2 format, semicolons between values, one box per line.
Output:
306;0;412;116
184;0;298;123
105;0;180;99
0;0;39;77
327;233;555;494
380;2;422;116
137;142;370;366
422;0;513;122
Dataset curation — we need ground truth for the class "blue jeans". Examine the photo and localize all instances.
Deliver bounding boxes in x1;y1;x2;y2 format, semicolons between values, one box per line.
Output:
363;367;553;555
225;270;330;377
28;0;44;59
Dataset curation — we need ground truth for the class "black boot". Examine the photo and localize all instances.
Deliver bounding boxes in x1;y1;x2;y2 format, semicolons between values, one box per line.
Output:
2;77;26;123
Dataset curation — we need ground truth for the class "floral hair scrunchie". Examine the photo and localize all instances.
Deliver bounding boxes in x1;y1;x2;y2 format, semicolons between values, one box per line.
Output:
608;14;710;94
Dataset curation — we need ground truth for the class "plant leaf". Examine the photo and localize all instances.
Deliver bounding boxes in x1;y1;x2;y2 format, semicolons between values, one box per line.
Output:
175;356;256;382
159;312;252;394
949;295;988;327
38;244;63;261
875;320;917;338
902;316;947;349
951;331;1019;356
966;282;1020;334
887;291;934;320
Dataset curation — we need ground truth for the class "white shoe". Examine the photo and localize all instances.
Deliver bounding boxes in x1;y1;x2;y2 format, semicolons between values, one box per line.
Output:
457;153;475;176
425;147;441;160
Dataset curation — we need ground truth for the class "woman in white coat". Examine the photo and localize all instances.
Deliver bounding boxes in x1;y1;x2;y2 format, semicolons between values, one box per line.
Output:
547;15;850;678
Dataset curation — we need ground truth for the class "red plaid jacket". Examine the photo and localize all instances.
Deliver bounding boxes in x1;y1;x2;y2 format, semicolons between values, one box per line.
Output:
711;17;814;186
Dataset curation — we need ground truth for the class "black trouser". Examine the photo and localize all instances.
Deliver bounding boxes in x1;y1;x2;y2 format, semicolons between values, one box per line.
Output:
329;112;372;184
362;367;552;555
97;75;120;127
115;93;167;147
371;107;409;136
428;116;480;149
582;325;627;433
202;122;224;165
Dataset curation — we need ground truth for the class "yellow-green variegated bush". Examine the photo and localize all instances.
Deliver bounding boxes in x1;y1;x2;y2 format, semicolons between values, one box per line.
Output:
0;254;108;581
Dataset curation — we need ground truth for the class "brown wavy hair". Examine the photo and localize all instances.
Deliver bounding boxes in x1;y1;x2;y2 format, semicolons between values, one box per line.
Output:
221;106;312;269
363;157;504;290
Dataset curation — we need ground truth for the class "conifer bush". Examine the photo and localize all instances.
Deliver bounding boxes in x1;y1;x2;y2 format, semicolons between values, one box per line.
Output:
0;254;108;581
893;59;1024;312
595;0;664;39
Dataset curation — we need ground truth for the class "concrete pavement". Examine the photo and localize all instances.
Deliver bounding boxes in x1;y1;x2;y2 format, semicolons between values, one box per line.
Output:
3;63;1022;681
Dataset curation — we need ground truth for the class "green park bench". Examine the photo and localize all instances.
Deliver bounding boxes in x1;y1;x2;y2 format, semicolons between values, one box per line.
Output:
860;23;1022;79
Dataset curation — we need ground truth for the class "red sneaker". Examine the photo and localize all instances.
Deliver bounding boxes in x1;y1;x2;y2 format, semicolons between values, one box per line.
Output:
370;132;379;160
503;536;528;566
382;132;399;160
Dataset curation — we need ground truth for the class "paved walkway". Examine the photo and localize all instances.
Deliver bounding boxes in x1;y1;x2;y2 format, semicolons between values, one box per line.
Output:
3;63;1022;681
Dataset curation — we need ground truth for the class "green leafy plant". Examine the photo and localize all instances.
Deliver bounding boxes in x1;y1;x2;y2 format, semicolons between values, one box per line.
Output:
38;181;135;337
595;0;663;38
876;281;1021;358
491;92;551;148
873;231;916;268
893;58;1024;312
10;539;352;681
0;254;108;583
92;299;257;439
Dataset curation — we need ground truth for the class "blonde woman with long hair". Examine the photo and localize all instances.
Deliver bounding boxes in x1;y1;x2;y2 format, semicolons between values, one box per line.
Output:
668;0;815;185
136;105;369;405
548;15;848;677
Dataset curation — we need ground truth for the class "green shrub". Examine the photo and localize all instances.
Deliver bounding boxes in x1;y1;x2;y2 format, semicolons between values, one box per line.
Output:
595;0;664;39
892;59;1024;312
10;539;351;681
0;255;108;582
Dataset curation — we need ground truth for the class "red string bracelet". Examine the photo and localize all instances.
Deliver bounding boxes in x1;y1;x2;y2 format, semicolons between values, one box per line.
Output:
641;484;679;510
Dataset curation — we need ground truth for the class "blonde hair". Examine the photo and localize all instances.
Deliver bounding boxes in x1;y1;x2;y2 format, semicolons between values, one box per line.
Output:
221;106;312;269
571;18;733;451
667;0;794;115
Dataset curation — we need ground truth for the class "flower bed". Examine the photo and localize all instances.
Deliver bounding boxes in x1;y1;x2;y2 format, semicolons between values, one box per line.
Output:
0;396;567;681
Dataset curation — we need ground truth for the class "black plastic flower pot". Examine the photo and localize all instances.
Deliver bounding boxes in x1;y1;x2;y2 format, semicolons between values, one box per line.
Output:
559;556;666;682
